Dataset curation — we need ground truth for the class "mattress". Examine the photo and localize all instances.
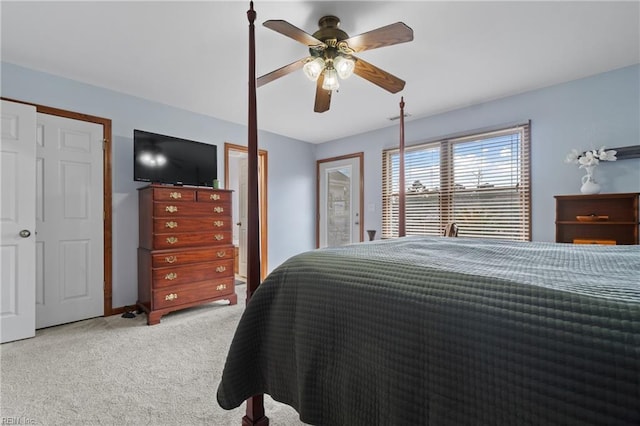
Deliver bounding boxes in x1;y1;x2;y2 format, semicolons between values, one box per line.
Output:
217;236;640;425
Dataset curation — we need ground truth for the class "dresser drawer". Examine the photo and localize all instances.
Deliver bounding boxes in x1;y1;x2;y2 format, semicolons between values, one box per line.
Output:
573;239;617;245
153;259;234;288
151;246;234;268
153;216;232;234
152;187;196;202
153;278;234;310
153;231;233;249
153;201;231;217
196;190;232;203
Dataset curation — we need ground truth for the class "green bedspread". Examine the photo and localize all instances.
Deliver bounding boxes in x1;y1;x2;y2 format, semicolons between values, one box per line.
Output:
217;236;640;425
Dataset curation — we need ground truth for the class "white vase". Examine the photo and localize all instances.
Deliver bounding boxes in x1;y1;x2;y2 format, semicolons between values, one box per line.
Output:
580;165;601;194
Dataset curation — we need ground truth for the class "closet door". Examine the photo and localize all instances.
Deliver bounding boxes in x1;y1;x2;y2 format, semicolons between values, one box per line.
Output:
1;100;36;343
35;113;104;328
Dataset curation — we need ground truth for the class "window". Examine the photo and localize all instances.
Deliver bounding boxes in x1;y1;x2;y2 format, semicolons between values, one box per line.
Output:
382;123;531;241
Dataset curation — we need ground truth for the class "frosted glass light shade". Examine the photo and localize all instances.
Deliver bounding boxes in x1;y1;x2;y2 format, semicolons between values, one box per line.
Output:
334;55;355;79
322;68;340;90
303;57;325;81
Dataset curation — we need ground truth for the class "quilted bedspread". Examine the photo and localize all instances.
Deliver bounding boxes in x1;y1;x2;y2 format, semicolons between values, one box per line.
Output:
216;236;640;425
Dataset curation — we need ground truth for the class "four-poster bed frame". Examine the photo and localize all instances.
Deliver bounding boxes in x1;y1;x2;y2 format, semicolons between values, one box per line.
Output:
244;3;267;425
242;4;410;422
219;3;639;425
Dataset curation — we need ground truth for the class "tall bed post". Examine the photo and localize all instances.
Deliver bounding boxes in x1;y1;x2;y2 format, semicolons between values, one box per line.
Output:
243;2;269;425
398;97;406;237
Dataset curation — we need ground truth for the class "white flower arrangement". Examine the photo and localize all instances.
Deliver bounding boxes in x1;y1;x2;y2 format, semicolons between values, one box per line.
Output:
565;147;617;169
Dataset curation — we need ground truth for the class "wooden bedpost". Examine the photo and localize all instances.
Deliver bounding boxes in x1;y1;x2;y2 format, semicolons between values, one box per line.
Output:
243;2;269;426
398;97;406;237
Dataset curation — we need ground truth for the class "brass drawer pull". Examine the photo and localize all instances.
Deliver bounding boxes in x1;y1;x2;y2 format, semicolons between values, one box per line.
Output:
165;256;177;264
164;272;177;280
216;251;226;258
214;206;224;213
214;234;224;241
165;293;178;301
169;192;182;199
215;266;226;273
166;236;178;244
216;284;227;291
165;221;178;229
213;220;224;227
210;194;221;200
165;205;178;213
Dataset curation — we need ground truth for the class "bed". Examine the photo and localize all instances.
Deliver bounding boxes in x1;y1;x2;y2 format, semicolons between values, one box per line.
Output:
218;3;640;425
217;236;640;425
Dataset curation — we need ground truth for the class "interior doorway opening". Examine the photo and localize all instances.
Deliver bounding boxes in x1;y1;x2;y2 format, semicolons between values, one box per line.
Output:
224;143;268;281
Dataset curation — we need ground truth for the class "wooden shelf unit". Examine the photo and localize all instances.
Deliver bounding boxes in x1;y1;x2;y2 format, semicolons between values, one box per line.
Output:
137;184;237;325
554;192;639;245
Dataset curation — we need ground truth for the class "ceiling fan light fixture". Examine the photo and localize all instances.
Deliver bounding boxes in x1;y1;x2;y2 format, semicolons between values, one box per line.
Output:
303;57;325;81
139;151;167;167
322;67;340;91
334;55;355;79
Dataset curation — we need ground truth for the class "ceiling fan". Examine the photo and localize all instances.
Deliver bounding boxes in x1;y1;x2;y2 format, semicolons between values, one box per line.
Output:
257;15;414;113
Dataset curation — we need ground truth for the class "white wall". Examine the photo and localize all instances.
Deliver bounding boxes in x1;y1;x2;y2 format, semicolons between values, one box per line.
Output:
315;64;640;242
1;62;317;308
3;61;638;308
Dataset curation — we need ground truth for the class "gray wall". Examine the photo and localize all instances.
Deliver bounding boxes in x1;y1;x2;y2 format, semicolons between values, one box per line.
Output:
2;61;639;309
316;64;640;242
2;62;317;308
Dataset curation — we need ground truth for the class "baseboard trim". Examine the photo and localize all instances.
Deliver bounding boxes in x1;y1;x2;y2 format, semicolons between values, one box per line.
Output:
109;304;138;316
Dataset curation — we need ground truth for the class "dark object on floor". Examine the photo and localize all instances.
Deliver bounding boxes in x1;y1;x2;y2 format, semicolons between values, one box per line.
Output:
121;311;136;319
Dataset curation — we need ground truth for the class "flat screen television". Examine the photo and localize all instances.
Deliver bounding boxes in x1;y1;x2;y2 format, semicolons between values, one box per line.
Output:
133;129;217;187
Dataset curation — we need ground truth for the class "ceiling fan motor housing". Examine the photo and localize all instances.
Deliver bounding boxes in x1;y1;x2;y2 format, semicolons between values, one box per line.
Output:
309;15;349;59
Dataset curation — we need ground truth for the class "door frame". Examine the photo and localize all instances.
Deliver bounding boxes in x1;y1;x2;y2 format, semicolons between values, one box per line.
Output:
224;142;268;280
1;97;114;317
316;152;364;248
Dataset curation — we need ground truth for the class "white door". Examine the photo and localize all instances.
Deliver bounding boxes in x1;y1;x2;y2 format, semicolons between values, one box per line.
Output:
318;155;363;248
238;157;248;277
35;113;104;328
1;100;37;343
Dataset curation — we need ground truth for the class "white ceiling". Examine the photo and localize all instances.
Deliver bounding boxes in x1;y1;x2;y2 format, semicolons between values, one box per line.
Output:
2;1;639;144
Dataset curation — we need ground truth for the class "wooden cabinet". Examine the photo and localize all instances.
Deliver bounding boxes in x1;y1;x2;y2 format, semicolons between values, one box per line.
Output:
555;193;639;245
137;184;237;325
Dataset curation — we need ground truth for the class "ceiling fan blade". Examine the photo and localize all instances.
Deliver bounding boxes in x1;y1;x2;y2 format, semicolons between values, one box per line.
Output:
257;58;307;87
263;20;326;49
341;22;413;53
314;74;332;113
353;57;406;93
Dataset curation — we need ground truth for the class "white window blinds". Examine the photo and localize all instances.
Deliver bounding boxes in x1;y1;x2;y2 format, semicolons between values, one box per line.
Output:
382;123;531;240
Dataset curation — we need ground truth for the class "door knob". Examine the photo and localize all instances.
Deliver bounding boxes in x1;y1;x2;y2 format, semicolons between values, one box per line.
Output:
19;229;31;238
236;222;242;226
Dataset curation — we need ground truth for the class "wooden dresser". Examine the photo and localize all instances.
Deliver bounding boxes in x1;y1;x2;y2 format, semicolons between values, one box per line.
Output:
137;184;237;325
555;193;639;245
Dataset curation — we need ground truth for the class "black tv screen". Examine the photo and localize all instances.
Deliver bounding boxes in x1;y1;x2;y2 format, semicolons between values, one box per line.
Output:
133;129;217;187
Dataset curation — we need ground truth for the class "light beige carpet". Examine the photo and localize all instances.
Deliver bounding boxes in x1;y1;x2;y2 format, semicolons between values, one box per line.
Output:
0;286;307;425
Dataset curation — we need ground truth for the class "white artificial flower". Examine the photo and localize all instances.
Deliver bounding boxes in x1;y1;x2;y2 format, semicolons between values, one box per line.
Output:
600;149;617;161
578;151;598;168
566;146;617;169
565;149;580;164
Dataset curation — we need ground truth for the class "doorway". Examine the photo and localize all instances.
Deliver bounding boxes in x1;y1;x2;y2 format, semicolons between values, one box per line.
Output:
224;143;268;280
317;153;364;248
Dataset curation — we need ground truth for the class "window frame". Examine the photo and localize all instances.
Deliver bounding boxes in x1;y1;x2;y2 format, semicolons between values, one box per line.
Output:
382;122;531;241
